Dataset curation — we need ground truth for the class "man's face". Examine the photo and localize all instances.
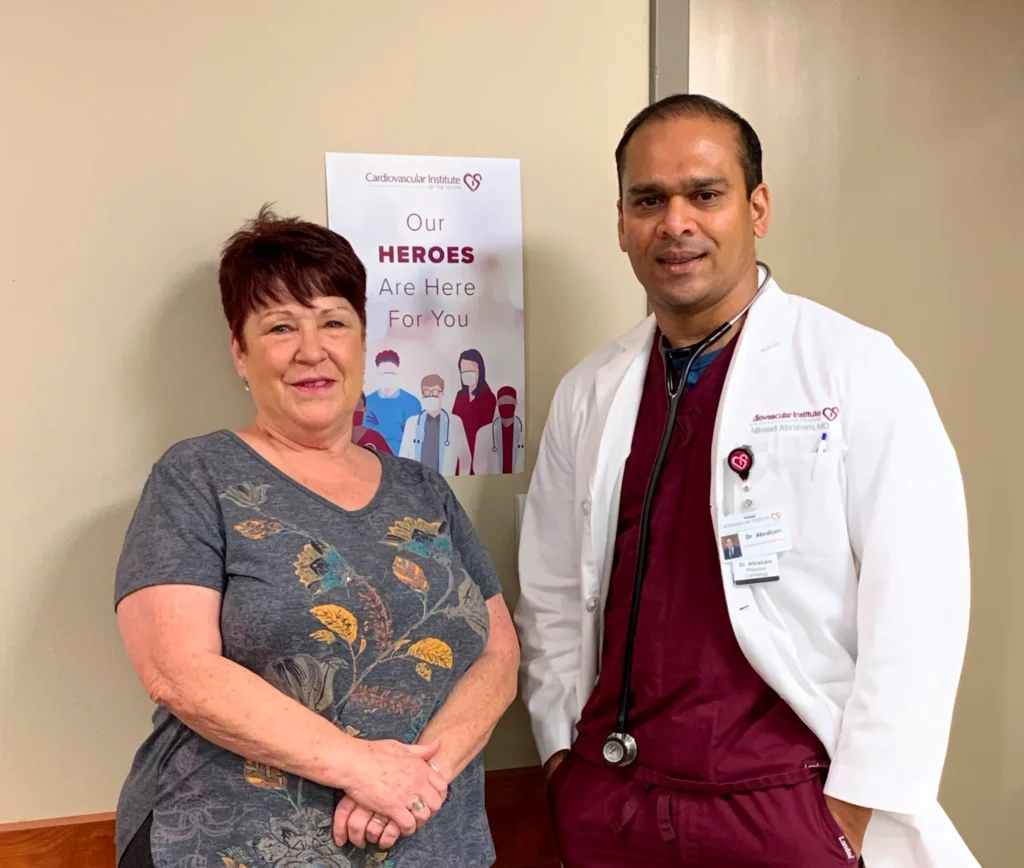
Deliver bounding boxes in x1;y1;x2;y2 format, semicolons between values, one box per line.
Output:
422;380;444;412
618;115;770;318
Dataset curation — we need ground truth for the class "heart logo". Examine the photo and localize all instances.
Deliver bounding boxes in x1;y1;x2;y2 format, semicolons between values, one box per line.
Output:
822;406;839;421
463;173;482;192
771;512;781;521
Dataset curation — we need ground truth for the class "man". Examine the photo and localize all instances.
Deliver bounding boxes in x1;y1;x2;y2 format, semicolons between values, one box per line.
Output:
514;94;976;867
399;373;471;475
472;385;525;475
364;349;421;453
721;535;742;561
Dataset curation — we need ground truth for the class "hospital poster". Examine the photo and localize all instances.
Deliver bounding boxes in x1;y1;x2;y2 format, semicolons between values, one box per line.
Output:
325;152;525;477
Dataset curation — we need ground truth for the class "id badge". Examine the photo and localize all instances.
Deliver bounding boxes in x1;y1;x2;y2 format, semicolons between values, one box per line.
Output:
732;554;780;586
719;508;791;586
719;508;792;559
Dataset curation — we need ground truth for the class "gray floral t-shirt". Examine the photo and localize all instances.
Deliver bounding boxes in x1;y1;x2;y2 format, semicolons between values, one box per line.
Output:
114;431;503;868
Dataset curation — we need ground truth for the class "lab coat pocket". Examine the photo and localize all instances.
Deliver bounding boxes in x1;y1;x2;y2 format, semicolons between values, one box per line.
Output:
752;452;848;559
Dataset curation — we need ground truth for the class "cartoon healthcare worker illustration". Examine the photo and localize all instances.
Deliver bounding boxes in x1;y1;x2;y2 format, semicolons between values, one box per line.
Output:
472;386;524;475
364;349;421;454
400;373;472;475
452;348;496;474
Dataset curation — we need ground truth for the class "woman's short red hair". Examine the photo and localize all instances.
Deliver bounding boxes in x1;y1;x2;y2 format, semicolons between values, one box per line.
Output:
219;204;367;348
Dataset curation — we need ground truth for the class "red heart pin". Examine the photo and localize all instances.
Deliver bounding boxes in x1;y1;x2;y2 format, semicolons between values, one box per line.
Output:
463;173;482;191
771;512;781;521
822;406;839;421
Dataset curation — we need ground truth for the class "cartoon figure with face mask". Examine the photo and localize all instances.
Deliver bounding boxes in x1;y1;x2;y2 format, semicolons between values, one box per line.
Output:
364;349;421;454
400;374;472;476
452;349;496;474
472;386;524;475
351;391;392;454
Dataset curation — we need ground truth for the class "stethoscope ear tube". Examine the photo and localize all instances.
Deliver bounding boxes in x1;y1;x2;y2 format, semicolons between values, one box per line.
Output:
602;262;771;768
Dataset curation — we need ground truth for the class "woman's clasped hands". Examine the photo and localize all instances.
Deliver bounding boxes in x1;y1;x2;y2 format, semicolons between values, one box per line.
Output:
334;738;450;850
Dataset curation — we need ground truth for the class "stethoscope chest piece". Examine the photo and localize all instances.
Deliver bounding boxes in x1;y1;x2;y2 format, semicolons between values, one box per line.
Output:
602;731;638;766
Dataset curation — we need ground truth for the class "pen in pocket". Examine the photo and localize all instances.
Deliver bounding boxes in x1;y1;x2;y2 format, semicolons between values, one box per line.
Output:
812;432;828;479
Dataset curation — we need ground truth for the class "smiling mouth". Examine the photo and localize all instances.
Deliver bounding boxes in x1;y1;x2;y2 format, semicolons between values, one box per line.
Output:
655;251;708;274
290;378;336;392
657;251;706;264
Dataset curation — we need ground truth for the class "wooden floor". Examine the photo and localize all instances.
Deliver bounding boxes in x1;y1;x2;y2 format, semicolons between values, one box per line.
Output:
0;766;560;868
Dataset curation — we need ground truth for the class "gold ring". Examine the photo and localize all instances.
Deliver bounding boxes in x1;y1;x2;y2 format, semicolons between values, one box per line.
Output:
369;816;387;827
410;796;427;812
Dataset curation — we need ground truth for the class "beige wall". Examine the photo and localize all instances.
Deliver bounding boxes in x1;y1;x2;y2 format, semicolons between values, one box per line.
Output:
0;0;649;822
690;1;1024;864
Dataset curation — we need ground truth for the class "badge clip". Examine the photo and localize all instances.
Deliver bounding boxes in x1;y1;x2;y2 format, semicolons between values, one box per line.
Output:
727;446;755;481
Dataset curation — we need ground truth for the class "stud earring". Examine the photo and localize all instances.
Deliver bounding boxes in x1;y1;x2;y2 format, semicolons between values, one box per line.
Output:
242;377;250;392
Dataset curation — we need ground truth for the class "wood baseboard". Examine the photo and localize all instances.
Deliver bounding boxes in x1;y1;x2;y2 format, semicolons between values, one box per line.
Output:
0;766;559;868
0;813;117;868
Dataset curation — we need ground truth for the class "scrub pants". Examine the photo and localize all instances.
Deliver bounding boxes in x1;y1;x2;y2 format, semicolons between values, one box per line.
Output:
549;753;864;867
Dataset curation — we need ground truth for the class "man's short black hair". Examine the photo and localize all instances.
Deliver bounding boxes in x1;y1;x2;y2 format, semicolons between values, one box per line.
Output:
615;94;763;198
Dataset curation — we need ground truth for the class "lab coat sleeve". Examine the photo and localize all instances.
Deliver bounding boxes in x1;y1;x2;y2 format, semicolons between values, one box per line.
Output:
514;378;583;764
824;339;970;815
398;417;416;460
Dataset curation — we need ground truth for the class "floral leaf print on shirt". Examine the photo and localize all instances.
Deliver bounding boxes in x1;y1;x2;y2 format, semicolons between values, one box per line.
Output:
255;806;354;867
223;486;359;595
219;846;252;868
350;684;423;716
151;777;243;858
392;556;428;593
151;736;250;862
234;519;283;540
220;807;395;868
350;576;393;649
220;483;269;509
407;638;453;669
444;575;490;641
382;517;453;564
294;541;359;594
309;604;359;644
242;761;287;792
415;662;433;681
264;654;342;713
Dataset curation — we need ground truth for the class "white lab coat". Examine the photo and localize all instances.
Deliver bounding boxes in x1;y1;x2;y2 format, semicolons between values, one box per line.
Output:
515;273;977;867
472;416;526;475
398;409;472;476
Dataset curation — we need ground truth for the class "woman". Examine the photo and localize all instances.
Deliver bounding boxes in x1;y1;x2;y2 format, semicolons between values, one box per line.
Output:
352;391;392;454
114;206;519;868
451;350;496;474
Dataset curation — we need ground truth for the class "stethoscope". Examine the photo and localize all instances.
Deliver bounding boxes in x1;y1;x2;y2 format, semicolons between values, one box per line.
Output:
491;415;523;451
413;409;451;448
601;261;772;767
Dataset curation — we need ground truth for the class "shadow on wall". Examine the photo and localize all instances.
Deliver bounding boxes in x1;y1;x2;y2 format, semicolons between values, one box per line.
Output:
135;260;253;458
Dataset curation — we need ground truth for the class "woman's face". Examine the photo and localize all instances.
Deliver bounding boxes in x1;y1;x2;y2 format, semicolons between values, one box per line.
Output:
231;295;366;441
459;359;480;388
